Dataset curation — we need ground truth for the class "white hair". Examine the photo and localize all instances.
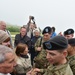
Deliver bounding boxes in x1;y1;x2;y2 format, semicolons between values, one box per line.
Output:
0;45;13;63
33;28;40;33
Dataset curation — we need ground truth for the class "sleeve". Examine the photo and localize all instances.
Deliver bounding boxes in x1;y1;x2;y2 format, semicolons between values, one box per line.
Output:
71;64;75;75
40;69;47;73
34;38;41;51
69;59;75;75
15;64;25;74
26;38;32;52
7;30;14;48
14;34;19;47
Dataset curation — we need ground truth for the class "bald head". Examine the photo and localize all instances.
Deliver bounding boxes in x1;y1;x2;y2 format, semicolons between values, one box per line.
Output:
0;21;6;31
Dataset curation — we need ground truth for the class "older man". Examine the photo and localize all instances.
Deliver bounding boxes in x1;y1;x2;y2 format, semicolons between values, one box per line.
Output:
0;21;13;48
14;27;31;51
0;45;16;75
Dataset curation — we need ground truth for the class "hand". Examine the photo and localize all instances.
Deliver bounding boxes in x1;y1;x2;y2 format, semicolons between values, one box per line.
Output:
31;68;40;75
26;69;33;75
36;47;42;51
29;16;32;20
26;70;31;75
33;68;40;72
26;68;37;75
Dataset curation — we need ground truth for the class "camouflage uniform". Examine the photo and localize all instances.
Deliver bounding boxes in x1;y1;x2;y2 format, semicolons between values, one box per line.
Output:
67;55;75;75
34;38;49;69
40;63;73;75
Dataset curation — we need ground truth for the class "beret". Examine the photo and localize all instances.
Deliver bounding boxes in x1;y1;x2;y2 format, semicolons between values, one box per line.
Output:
43;36;68;50
68;38;75;46
42;26;52;34
0;30;9;43
64;28;74;35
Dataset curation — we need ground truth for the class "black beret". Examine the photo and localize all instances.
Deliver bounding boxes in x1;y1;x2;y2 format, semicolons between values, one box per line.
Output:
43;36;68;50
42;26;52;34
64;28;74;35
68;38;75;46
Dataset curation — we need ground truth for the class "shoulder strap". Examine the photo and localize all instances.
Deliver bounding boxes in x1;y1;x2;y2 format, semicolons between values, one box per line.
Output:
39;37;42;47
6;30;10;35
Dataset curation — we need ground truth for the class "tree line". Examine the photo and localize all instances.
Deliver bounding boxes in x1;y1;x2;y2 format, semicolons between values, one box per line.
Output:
6;24;20;32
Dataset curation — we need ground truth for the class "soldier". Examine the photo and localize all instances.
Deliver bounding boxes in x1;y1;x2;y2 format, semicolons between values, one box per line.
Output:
63;28;74;39
31;28;42;65
27;36;73;75
34;26;52;69
67;38;75;75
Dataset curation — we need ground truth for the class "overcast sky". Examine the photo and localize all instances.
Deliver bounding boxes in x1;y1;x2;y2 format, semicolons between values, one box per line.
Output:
0;0;75;33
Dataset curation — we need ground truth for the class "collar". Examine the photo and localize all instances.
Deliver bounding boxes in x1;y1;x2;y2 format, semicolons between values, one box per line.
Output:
20;54;29;58
0;73;11;75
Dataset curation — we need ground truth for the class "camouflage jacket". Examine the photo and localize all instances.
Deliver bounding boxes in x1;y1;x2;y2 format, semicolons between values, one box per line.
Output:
43;63;73;75
34;38;49;69
67;55;75;75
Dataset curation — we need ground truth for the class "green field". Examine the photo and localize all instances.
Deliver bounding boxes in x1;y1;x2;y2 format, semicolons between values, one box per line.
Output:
10;32;19;42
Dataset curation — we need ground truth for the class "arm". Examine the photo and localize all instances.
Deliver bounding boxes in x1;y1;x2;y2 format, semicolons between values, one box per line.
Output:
34;38;42;52
15;64;26;74
27;16;32;32
14;34;19;47
26;68;46;75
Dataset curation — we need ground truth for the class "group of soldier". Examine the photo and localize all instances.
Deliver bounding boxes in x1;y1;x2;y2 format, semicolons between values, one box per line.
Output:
0;16;75;75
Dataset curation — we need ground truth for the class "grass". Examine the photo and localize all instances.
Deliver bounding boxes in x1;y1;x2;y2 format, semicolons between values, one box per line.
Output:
10;32;19;41
10;32;19;42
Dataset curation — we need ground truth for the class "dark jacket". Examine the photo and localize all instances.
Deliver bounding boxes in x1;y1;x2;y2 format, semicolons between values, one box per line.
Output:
14;34;31;51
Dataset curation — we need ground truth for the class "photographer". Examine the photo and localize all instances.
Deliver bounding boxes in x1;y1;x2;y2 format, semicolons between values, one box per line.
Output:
26;16;37;39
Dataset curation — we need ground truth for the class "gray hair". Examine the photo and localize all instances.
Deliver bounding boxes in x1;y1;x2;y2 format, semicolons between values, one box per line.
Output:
0;45;13;63
0;21;6;25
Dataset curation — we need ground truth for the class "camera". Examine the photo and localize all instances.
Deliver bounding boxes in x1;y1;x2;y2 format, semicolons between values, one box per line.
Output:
31;16;34;20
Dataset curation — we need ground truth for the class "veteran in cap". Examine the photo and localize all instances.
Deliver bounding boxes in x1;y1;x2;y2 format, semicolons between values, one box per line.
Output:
29;36;73;75
64;28;74;39
67;38;75;75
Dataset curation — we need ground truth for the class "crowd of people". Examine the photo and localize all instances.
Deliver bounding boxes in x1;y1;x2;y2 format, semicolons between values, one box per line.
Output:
0;16;75;75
